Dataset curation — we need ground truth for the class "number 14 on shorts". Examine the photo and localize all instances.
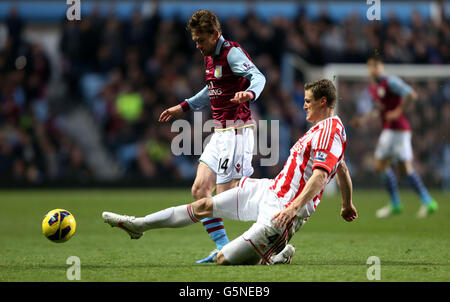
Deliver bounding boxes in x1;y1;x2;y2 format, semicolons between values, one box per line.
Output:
218;158;229;172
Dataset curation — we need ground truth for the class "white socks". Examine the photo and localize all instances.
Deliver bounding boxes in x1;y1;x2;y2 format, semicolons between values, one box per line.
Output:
134;204;199;232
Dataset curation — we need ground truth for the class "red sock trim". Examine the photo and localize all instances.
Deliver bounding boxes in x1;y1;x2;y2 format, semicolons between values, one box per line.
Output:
206;225;224;234
202;218;223;226
187;204;199;223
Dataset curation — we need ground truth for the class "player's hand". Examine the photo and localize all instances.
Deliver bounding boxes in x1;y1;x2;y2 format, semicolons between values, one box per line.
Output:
350;117;360;128
271;207;297;229
158;105;183;122
230;91;253;103
340;204;358;222
385;107;402;122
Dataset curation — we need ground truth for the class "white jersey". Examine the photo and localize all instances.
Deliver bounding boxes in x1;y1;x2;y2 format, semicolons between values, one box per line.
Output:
269;116;347;215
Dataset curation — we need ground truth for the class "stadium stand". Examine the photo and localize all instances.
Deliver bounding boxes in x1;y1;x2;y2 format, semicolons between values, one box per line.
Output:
0;2;449;189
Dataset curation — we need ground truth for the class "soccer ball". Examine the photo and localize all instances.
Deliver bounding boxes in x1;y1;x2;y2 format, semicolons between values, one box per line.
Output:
42;209;76;243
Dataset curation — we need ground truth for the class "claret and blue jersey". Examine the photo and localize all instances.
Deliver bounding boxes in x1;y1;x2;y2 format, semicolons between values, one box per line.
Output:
180;35;266;129
368;74;413;131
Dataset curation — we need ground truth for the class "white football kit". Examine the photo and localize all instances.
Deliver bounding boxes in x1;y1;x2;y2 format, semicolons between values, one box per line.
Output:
374;129;413;162
200;126;255;184
213;116;347;264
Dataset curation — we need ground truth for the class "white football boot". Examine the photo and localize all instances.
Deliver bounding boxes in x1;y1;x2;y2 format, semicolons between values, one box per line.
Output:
269;244;296;265
102;211;144;239
416;205;428;219
376;205;392;218
375;204;402;218
416;199;438;218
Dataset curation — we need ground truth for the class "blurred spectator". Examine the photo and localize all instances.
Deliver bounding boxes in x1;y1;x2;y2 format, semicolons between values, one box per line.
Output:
0;4;448;189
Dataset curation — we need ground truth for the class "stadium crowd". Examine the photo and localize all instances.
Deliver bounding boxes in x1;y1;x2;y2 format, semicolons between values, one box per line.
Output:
0;4;449;188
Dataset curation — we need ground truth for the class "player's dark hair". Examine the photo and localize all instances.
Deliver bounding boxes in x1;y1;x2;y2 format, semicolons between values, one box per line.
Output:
367;53;384;64
304;79;337;108
186;9;221;35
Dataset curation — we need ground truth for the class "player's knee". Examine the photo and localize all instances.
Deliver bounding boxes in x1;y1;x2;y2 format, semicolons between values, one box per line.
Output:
192;198;213;218
375;166;384;174
374;163;383;173
216;251;230;265
191;185;203;200
399;161;413;176
375;160;388;173
191;183;211;200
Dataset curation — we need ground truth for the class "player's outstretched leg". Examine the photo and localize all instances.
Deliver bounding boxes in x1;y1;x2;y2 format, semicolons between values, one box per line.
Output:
215;226;298;266
376;167;403;218
102;212;144;239
102;202;203;239
404;170;438;218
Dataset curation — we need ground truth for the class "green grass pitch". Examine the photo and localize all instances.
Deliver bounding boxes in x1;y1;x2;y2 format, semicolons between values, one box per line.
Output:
0;189;449;282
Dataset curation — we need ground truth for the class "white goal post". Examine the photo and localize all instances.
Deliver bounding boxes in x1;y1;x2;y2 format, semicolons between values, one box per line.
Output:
283;52;450;103
323;63;450;80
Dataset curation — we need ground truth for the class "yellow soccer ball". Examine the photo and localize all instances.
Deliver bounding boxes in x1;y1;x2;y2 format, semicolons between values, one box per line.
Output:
42;209;76;243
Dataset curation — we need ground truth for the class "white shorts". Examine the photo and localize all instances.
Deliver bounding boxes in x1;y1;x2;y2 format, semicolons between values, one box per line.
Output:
374;129;413;162
199;127;254;184
213;177;304;264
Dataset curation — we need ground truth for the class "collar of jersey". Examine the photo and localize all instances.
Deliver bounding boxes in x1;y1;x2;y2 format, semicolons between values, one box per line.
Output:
376;74;387;83
312;115;341;130
214;35;225;57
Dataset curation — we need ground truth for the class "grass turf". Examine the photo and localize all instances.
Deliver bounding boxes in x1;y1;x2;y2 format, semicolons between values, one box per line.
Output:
0;189;448;282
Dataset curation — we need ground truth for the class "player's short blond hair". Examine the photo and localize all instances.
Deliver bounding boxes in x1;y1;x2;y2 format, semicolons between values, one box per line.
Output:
304;79;337;108
186;9;221;35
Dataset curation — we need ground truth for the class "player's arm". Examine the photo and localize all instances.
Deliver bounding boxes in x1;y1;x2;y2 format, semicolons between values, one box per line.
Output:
271;168;329;228
351;87;382;128
350;108;379;128
272;127;351;228
158;85;210;122
336;160;358;222
385;76;417;121
397;89;418;112
226;47;266;103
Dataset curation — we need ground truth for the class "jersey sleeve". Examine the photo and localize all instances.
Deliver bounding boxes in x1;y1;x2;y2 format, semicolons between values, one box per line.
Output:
180;85;210;112
227;46;266;101
357;88;375;114
312;124;344;174
387;76;412;98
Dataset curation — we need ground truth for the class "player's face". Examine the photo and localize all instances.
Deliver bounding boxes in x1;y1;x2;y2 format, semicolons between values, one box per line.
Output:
191;31;219;57
367;59;384;80
304;90;324;123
